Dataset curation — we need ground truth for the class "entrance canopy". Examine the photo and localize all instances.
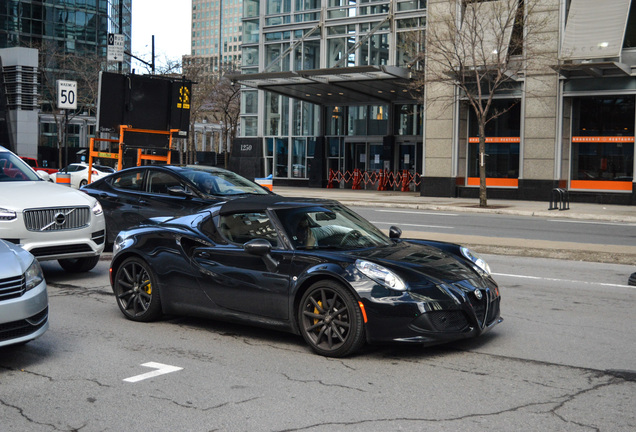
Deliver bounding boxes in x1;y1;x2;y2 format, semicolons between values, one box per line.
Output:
228;65;418;105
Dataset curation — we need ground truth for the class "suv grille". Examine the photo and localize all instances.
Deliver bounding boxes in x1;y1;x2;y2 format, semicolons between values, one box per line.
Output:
0;275;26;301
24;207;90;231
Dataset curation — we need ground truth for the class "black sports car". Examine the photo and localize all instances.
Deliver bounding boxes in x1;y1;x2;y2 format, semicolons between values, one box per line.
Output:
110;195;502;357
82;165;272;244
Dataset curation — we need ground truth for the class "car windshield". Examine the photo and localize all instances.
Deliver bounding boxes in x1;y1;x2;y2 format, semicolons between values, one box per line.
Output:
182;167;269;196
0;152;42;182
276;205;392;250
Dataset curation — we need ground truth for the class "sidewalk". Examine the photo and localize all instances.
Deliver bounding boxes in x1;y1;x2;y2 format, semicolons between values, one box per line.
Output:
274;186;636;223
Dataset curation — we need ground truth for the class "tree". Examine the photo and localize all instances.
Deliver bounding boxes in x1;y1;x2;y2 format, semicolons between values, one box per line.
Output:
37;41;106;167
420;0;548;207
183;60;241;168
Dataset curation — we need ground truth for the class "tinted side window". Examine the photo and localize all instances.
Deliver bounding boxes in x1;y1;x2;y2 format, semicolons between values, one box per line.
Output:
218;212;279;247
146;171;184;194
111;170;143;191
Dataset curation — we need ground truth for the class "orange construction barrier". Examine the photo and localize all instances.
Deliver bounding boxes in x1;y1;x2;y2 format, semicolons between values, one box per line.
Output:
327;169;335;188
352;168;362;190
401;169;410;192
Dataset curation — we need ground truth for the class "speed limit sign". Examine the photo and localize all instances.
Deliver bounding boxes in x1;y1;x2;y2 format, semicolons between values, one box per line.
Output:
57;80;77;110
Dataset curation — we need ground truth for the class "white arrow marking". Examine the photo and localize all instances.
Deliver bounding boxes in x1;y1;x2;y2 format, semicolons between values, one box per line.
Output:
123;362;183;383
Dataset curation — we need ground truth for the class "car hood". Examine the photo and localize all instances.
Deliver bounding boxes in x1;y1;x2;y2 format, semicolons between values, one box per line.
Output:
346;241;480;284
0;240;34;277
0;181;97;210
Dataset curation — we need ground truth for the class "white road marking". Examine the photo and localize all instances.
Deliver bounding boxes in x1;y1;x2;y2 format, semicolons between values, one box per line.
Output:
123;362;183;383
375;209;459;216
371;221;454;229
547;219;636;227
493;272;635;289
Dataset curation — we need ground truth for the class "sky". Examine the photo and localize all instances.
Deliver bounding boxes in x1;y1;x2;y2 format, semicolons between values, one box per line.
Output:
131;0;192;72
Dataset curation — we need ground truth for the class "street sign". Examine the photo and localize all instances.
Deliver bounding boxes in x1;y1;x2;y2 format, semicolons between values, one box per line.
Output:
57;80;77;110
107;33;125;62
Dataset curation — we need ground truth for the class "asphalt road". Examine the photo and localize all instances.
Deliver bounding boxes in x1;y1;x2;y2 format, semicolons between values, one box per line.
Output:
0;256;634;432
351;206;636;266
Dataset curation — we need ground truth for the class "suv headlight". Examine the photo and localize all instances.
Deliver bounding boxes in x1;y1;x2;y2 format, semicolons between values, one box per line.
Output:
0;207;17;221
356;259;406;291
92;201;103;216
25;259;44;291
460;247;491;275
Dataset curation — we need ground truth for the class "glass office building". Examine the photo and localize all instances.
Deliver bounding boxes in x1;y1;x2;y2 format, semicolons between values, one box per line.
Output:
232;0;426;188
231;0;635;205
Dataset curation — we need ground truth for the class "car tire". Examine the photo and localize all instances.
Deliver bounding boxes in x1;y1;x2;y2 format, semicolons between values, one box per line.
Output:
113;257;162;322
58;256;100;273
79;179;88;187
629;272;636;286
298;280;365;357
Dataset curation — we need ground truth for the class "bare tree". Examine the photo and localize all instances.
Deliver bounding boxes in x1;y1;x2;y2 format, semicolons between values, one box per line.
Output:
420;0;547;207
37;41;106;167
183;60;241;168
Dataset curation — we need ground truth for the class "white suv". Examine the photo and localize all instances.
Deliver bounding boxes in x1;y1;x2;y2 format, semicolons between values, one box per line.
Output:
0;146;105;272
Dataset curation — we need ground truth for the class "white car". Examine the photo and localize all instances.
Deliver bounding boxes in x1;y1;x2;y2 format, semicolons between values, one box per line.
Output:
0;146;105;272
0;239;48;347
51;163;115;189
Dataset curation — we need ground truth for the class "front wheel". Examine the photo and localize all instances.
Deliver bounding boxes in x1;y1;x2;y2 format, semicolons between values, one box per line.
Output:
113;257;162;322
58;256;100;273
298;281;365;357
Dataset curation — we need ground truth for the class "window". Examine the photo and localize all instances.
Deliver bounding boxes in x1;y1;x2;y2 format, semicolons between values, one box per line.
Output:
218;212;279;246
112;170;143;191
146;171;183;194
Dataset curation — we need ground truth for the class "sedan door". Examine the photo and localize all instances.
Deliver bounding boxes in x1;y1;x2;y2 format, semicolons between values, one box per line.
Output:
91;169;146;242
136;169;208;223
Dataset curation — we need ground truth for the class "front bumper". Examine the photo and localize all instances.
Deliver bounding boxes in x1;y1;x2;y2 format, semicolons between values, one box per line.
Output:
361;285;502;345
0;280;49;347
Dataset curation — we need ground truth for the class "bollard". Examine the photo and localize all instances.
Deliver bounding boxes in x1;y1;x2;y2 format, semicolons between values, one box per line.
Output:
549;188;570;211
55;173;71;187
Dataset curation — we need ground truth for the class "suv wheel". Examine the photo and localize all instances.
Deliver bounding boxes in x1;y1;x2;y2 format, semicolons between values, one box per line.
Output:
58;256;100;273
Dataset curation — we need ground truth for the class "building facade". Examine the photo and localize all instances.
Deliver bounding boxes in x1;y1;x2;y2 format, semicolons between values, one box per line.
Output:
233;0;635;205
189;0;242;72
0;0;131;163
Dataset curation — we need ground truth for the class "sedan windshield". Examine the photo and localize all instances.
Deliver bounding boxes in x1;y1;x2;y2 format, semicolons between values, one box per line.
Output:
276;205;392;250
181;167;269;196
0;152;41;182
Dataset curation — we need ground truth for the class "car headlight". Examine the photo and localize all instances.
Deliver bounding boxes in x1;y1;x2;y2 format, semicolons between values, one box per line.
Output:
92;201;103;216
0;207;17;221
25;259;44;291
355;259;406;291
460;247;491;275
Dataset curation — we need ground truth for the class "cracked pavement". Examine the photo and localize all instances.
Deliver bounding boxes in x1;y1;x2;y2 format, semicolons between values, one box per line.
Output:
0;253;634;431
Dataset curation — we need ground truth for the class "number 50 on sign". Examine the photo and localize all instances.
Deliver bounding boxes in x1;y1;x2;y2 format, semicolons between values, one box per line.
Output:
57;80;77;110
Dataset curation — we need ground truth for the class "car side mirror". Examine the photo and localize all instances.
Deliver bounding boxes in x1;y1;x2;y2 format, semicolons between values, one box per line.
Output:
389;226;402;239
244;238;279;272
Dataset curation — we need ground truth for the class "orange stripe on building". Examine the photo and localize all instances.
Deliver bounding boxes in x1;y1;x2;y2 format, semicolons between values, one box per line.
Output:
468;137;521;143
570;180;633;191
467;177;518;187
572;136;635;143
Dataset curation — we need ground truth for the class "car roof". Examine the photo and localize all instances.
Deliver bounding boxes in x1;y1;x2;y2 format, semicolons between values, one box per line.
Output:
217;195;339;215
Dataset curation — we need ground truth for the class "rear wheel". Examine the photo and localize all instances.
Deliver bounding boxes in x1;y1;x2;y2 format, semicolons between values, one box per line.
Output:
113;257;162;322
80;179;88;187
629;272;636;286
58;256;100;273
298;280;365;357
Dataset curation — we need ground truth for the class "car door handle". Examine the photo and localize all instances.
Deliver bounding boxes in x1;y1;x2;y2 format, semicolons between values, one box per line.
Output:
138;199;148;205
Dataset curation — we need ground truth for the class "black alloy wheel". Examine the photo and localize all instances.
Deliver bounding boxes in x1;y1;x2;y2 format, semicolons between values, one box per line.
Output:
298;281;365;357
113;257;162;322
